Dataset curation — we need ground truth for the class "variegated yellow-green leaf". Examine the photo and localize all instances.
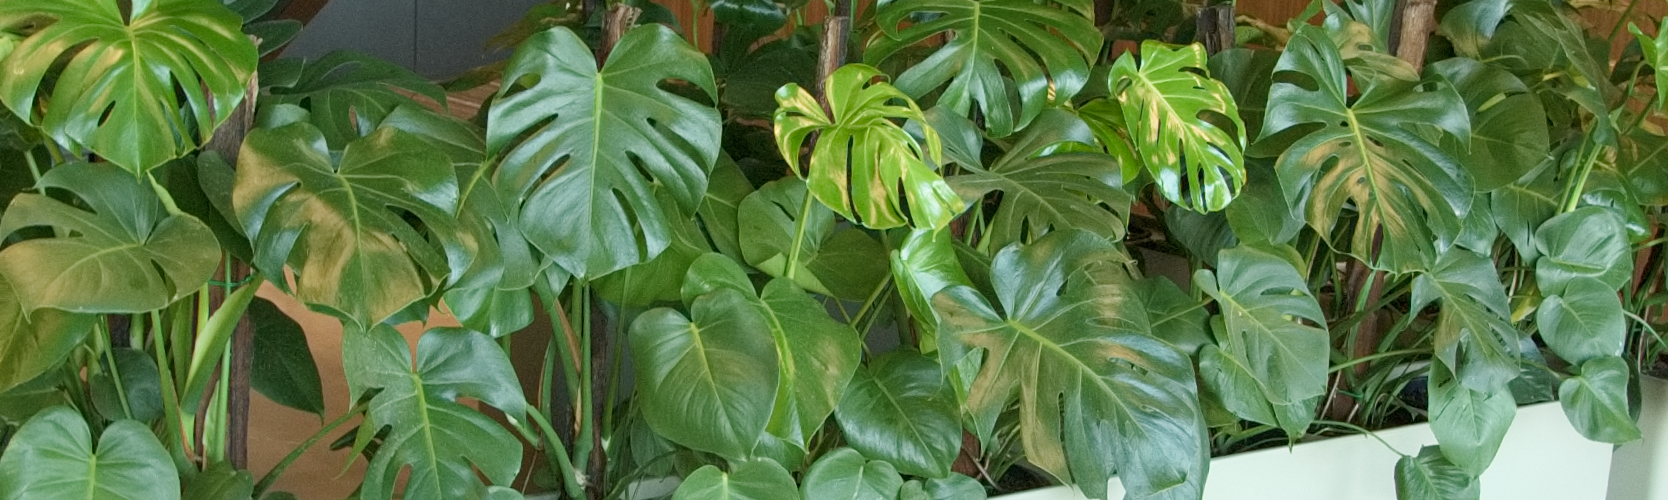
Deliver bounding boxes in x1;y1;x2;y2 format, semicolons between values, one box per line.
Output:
1106;41;1246;212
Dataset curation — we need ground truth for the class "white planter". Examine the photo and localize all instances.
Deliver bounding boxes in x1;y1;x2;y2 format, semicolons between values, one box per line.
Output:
1608;375;1668;500
994;402;1611;500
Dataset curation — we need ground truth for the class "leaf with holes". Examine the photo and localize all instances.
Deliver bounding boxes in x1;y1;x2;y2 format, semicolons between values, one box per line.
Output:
345;326;526;500
0;407;179;500
1411;249;1521;393
489;25;719;279
0;0;255;173
234;121;460;327
738;178;889;301
1105;41;1246;212
1261;26;1472;273
263;51;448;149
866;0;1100;137
773;64;961;230
0;162;219;314
932;229;1206;500
1195;245;1328;439
949;110;1129;250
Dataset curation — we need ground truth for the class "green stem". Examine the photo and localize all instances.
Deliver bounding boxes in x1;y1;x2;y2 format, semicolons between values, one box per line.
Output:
152;311;193;459
99;322;135;421
251;402;369;498
44;143;65;165
528;410;585;499
848;274;892;329
1328;349;1426;374
22;150;43;184
1559;140;1602;214
1312;419;1406;456
1608;0;1643;44
146;172;184;216
785;190;816;281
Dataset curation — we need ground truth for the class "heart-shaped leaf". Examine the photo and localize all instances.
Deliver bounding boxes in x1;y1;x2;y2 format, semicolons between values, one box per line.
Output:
630;277;779;459
671;460;797;500
1395;445;1479;500
773;64;961;230
1558;356;1641;443
489;25;719;280
1105;41;1247;212
344;326;526;500
1262;26;1472;273
1411;249;1521;392
661;254;862;451
1195;245;1327;439
800;448;905;500
1533;207;1631;296
738;177;888;301
1537;277;1626;367
865;0;1100;137
234;121;460;327
1633;21;1668;113
835;351;961;478
1427;362;1514;476
932;229;1205;500
0;162;220;313
950;110;1129;251
0;407;179;500
0;0;256;173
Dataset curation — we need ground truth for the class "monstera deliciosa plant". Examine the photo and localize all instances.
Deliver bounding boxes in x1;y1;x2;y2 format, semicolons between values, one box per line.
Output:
1;0;1666;499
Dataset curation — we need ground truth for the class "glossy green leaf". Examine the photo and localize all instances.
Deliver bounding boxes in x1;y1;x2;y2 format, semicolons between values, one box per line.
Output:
0;272;93;393
234;122;459;327
773;64;961;230
1208;49;1280;141
866;0;1099;137
1411;249;1521;393
920;474;986;500
344;326;526;500
1428;57;1549;191
1491;168;1559;262
489;25;719;279
630;286;778;459
800;448;904;500
184;462;254;500
835;351;961;478
1614;127;1668;206
933;229;1205;500
671;460;797;500
669;254;861;450
949;110;1129;250
1107;41;1246;212
1533;207;1632;296
1139;277;1209;355
1538;277;1626;367
0;0;256;173
1428;362;1514;476
1224;160;1303;245
1262;26;1472;273
0;162;220;313
263;51;447;149
89;348;163;422
0;407;179;499
891;228;974;352
1395;446;1479;500
738;177;889;301
0;372;67;425
1558;356;1641;443
1195;245;1328;438
1632;22;1668;113
248;297;323;416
